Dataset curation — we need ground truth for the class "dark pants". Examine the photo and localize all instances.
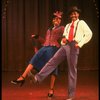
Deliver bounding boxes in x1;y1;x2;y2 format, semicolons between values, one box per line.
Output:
35;41;79;97
29;46;59;75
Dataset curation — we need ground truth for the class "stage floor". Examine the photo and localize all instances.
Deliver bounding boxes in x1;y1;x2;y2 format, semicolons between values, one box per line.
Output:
2;70;98;100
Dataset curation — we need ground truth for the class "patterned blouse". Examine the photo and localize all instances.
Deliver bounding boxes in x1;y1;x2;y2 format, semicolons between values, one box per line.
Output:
42;26;64;47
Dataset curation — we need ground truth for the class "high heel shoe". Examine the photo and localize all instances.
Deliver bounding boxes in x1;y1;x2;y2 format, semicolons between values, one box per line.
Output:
11;76;25;87
48;89;54;98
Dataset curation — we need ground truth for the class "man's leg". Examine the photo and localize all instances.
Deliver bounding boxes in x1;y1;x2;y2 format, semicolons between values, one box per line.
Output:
35;46;66;82
67;43;79;98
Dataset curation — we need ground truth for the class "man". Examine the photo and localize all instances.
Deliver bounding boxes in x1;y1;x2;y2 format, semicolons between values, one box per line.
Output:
31;6;93;100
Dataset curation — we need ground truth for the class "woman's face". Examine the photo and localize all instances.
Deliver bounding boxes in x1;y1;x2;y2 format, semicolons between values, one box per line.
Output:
52;17;61;26
70;11;79;21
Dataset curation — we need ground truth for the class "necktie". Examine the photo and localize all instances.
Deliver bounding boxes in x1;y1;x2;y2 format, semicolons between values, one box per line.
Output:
68;21;74;42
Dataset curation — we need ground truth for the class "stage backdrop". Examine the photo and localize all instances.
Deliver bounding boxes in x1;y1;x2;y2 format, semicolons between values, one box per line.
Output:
2;0;99;71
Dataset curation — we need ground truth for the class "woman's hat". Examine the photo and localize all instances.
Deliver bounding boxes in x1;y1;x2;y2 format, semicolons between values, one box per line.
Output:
53;11;63;18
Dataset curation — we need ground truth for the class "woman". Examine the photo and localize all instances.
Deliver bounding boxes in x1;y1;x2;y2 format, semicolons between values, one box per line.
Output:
11;11;64;98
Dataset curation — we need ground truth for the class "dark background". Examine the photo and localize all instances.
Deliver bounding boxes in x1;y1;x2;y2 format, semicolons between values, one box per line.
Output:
2;0;99;71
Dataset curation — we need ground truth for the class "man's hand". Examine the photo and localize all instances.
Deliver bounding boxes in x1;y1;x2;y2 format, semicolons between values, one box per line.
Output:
75;43;79;48
61;38;67;45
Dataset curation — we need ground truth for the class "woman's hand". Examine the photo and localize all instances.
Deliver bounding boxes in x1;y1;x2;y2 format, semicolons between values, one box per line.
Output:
31;34;36;38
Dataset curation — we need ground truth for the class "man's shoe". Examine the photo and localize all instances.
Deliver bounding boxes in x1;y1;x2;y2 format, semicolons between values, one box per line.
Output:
66;97;74;100
28;72;37;83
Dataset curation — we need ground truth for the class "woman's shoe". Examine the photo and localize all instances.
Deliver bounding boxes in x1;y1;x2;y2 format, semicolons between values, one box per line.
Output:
48;89;54;98
11;76;25;87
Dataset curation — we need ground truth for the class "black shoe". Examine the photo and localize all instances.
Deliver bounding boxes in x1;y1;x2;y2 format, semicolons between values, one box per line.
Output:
28;72;37;83
11;76;25;87
48;89;54;98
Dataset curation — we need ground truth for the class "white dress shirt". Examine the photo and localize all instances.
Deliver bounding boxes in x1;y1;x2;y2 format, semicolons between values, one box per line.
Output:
61;19;93;48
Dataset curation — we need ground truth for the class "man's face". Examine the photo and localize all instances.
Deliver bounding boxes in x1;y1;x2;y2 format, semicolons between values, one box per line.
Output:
70;11;79;21
52;17;61;26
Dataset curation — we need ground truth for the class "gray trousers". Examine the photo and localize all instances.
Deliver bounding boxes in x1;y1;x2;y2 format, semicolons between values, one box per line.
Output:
35;41;79;97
